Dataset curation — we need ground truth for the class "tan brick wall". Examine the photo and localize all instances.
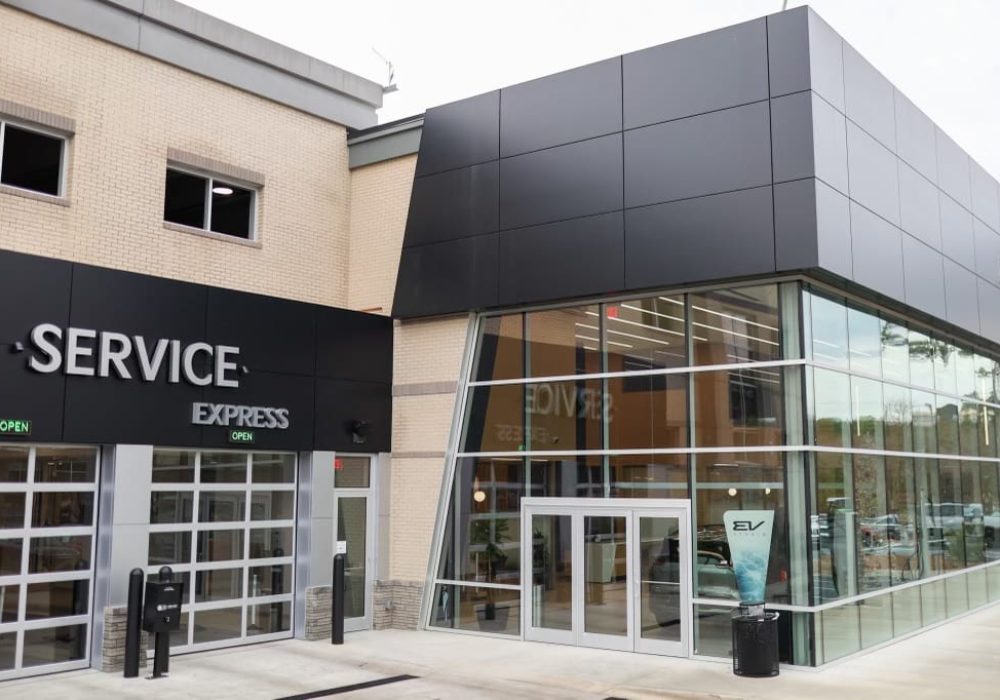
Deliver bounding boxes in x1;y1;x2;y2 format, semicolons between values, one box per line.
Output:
347;155;416;314
0;5;351;306
388;315;472;582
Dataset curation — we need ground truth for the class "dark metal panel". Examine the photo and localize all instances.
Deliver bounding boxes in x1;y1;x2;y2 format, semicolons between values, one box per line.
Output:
0;251;72;339
499;133;623;230
970;161;1000;232
770;92;814;183
766;7;810;97
314;378;391;453
404;161;499;247
846;122;900;226
500;57;622;158
973;219;1000;286
850;202;904;300
773;178;818;270
898;161;942;249
811;93;849;195
0;347;65;442
977;280;1000;344
201;370;315;451
805;9;845;112
498;211;624;305
70;263;207;342
315;308;392;384
415;91;500;177
935;128;972;209
624;186;775;289
842;44;896;151
901;234;947;319
392;234;498;318
62;373;205;446
940;192;976;270
206;288;315;376
943;259;982;334
622;18;768;129
814;179;854;279
624;102;771;209
894;90;938;183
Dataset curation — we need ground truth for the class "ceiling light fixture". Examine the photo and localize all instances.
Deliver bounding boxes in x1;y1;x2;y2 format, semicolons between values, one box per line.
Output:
212;186;234;196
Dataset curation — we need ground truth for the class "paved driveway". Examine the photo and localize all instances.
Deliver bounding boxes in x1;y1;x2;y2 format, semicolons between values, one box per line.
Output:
7;603;1000;699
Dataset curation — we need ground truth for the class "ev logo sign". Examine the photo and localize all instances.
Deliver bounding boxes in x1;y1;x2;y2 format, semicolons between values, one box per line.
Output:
723;510;775;604
731;520;767;532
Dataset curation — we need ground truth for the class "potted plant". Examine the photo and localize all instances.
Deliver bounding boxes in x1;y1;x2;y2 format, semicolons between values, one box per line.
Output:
470;517;510;629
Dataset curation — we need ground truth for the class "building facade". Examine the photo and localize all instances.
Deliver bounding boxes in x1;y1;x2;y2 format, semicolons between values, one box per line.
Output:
0;0;398;680
2;0;999;681
387;5;1000;668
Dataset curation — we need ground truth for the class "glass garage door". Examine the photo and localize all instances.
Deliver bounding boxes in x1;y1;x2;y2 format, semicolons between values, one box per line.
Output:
0;445;99;680
147;449;296;653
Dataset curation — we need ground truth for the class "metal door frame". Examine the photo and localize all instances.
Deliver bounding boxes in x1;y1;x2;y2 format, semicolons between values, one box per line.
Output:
332;454;378;633
520;498;691;657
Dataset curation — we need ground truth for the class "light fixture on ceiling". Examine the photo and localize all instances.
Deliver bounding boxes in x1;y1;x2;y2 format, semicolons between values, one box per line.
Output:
212;185;234;196
728;487;738;497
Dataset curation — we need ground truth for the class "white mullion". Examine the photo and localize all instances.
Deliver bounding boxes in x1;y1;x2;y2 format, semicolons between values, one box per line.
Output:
26;483;98;493
189;452;201;646
21;570;96;585
17;614;91;631
242;452;251;639
204;176;213;231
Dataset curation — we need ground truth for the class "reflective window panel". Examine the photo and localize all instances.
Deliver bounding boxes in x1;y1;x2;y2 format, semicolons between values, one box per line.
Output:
526;306;601;377
691;285;780;365
429;584;520;635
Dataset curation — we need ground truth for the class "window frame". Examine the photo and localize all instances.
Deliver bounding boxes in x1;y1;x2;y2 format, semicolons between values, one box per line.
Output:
0;118;69;199
163;163;259;242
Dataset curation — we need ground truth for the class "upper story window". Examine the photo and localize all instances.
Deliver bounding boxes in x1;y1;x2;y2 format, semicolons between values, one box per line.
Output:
0;120;66;197
163;166;256;240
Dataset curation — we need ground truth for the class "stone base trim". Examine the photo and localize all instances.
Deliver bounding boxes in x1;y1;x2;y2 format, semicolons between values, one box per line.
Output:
305;585;333;641
100;605;149;673
373;580;423;630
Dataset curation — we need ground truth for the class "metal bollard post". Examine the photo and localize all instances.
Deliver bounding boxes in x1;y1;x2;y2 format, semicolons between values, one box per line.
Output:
331;553;345;645
151;566;173;679
124;568;144;678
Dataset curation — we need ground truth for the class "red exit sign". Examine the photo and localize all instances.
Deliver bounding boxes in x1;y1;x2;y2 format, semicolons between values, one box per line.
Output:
334;458;343;470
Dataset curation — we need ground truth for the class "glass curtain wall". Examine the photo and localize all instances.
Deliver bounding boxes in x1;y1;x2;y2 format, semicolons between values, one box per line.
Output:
429;280;1000;665
803;289;1000;663
431;283;801;657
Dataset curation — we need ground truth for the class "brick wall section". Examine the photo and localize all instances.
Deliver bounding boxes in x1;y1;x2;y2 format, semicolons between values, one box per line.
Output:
347;155;416;314
0;5;351;307
387;316;472;621
100;606;148;673
304;585;332;641
373;580;423;630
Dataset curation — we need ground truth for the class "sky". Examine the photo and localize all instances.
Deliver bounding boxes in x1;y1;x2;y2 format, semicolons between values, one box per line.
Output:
180;0;1000;178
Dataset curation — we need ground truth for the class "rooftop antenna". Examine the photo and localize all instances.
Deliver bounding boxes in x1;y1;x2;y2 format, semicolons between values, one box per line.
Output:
781;0;790;9
372;47;398;94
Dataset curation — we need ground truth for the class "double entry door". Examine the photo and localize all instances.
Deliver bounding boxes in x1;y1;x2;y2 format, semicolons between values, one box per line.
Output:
521;498;691;656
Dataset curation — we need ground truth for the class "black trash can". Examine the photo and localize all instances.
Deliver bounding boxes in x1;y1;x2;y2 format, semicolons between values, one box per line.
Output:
731;603;780;677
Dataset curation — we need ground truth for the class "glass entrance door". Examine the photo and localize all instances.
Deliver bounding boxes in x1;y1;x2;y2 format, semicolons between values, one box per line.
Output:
522;499;690;656
333;456;376;633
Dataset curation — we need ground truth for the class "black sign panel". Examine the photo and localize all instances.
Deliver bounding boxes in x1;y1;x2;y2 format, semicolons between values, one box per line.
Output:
0;250;392;452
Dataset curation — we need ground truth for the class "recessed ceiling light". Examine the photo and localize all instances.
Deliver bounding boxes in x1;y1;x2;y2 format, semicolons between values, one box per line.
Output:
212;186;234;196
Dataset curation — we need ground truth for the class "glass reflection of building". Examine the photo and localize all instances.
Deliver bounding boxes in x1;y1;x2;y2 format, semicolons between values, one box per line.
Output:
427;280;1000;665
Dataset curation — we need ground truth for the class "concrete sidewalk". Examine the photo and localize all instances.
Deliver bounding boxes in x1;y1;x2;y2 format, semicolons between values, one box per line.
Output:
8;603;1000;699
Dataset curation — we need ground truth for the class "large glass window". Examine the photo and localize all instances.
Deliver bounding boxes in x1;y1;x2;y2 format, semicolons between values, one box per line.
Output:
606;295;686;371
433;281;1000;667
0;446;98;680
690;285;780;365
148;449;295;651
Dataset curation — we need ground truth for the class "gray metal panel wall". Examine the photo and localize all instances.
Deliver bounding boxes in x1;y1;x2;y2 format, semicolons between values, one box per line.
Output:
393;6;1000;351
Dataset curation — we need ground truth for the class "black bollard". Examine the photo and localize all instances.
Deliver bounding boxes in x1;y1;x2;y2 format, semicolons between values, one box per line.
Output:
124;568;144;678
151;566;173;679
332;553;345;645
